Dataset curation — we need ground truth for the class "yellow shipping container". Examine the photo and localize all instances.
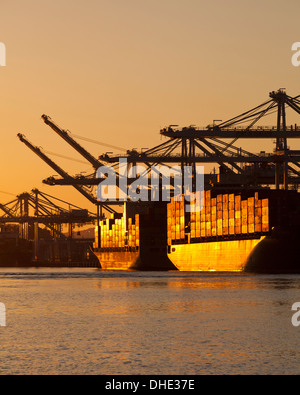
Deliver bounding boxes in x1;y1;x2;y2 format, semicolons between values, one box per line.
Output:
205;190;211;200
255;199;262;208
262;207;269;217
235;225;241;235
248;215;254;225
262;224;269;232
241;200;248;210
248;224;255;233
262;215;269;225
255;208;262;217
254;216;261;225
255;224;262;233
248;197;255;207
248;206;254;216
242;225;248;234
217;202;223;211
235;211;241;219
229;201;235;211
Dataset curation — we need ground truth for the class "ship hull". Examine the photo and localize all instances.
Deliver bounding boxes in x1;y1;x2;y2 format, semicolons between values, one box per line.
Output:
168;237;264;272
245;230;300;273
94;248;177;271
94;250;139;271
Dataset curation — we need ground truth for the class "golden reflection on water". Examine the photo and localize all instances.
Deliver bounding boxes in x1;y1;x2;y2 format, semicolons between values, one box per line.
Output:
92;274;268;316
94;274;273;292
0;269;300;375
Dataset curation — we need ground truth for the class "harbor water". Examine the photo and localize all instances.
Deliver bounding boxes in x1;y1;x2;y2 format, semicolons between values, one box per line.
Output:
0;268;300;375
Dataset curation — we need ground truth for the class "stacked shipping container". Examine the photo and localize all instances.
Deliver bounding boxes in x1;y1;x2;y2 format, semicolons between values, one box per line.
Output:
167;191;270;245
94;214;140;249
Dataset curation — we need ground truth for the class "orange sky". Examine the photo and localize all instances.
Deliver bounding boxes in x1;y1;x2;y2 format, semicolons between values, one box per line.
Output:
0;0;300;213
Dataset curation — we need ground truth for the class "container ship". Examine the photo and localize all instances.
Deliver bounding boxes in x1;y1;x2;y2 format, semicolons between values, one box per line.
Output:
167;189;300;273
93;189;300;273
90;89;300;273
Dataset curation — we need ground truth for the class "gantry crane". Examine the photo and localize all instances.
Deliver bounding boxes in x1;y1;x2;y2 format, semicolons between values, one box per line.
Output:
41;114;139;195
17;132;118;248
17;133;106;206
0;189;98;262
99;89;300;191
0;189;97;225
18;90;300;208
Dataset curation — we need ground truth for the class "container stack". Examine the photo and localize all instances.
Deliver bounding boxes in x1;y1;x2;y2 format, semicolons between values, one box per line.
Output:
167;191;270;245
128;215;140;248
222;194;229;236
205;191;212;237
217;194;223;236
235;195;242;234
167;198;185;245
241;199;248;234
211;197;217;237
262;199;269;232
95;214;140;249
254;193;262;233
229;194;235;235
248;197;255;234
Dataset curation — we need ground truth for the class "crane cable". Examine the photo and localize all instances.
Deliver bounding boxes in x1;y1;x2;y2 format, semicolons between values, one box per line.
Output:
70;133;127;152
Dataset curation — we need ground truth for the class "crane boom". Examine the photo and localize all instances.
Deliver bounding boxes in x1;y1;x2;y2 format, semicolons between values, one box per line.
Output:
41;115;102;169
17;133;115;213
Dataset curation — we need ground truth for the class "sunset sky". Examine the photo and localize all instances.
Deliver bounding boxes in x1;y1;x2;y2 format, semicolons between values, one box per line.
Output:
0;0;300;212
